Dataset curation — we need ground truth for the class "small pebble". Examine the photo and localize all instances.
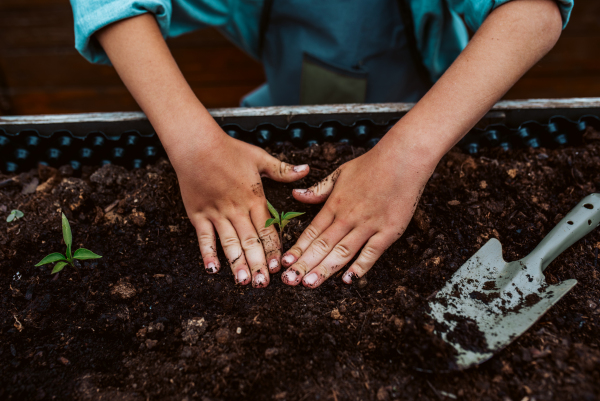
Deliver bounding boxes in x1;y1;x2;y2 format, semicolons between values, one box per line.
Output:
236;327;242;334
215;328;230;344
357;276;368;289
58;356;70;365
331;309;342;320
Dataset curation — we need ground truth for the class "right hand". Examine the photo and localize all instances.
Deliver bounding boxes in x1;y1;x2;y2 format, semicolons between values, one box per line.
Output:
169;125;309;288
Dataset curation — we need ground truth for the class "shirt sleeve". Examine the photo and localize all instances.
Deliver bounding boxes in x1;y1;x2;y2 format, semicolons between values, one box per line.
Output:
70;0;172;65
448;0;574;33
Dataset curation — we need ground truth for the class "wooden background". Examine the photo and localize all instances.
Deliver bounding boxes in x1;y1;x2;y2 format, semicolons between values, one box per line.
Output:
0;0;598;116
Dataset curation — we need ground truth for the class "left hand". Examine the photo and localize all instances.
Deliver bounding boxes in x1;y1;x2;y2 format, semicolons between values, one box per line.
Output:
280;133;437;288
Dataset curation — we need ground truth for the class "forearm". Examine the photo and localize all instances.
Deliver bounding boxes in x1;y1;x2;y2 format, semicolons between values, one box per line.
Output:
96;14;223;159
388;0;562;166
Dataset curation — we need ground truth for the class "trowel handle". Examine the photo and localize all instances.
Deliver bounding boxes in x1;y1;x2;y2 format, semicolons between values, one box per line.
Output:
527;193;600;271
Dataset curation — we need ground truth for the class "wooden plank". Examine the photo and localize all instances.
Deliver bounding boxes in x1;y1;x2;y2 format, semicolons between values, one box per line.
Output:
3;98;600;125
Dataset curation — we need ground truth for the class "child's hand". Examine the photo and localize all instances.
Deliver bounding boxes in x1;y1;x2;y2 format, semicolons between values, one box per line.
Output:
171;127;309;287
279;134;434;288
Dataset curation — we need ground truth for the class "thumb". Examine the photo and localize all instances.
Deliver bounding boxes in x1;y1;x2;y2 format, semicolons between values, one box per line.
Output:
259;153;310;183
293;168;341;204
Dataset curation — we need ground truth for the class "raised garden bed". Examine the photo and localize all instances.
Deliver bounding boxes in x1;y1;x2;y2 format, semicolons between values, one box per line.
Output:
2;130;600;400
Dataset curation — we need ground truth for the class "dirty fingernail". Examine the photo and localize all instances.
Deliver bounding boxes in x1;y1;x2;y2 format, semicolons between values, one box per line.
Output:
294;189;308;194
342;271;353;284
304;273;318;286
254;273;267;287
206;262;217;273
282;270;298;284
294;164;308;173
269;259;279;271
282;254;295;265
237;270;249;284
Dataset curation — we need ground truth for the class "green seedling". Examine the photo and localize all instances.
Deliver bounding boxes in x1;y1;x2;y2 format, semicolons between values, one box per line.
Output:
6;210;24;223
265;201;304;244
35;213;102;276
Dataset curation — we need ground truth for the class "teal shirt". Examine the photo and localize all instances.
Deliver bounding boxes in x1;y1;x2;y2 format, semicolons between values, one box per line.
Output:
70;0;574;86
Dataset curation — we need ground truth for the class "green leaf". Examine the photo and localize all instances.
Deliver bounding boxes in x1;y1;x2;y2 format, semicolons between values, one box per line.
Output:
6;213;15;223
267;201;280;223
61;213;72;249
73;248;102;260
51;261;67;274
265;218;276;228
35;252;67;266
13;210;24;218
282;212;305;221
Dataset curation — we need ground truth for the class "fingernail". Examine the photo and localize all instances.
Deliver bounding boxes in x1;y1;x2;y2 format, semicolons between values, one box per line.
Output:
282;270;298;284
294;189;308;194
282;254;295;265
304;273;318;286
293;164;308;173
237;270;249;284
269;259;279;271
254;273;267;287
206;262;217;273
343;271;353;284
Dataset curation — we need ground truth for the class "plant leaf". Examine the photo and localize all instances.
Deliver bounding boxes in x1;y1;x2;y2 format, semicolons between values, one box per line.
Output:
265;218;276;228
13;210;24;218
282;212;305;221
267;201;280;222
6;213;15;223
51;261;67;274
73;248;102;260
61;213;72;249
280;220;288;231
35;252;67;266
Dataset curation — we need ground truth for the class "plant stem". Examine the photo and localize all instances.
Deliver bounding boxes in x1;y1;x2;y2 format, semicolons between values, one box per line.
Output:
70;261;82;280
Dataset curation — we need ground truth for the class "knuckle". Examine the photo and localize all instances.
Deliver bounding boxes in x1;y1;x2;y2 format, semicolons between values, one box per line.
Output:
278;162;290;177
333;243;352;259
241;236;262;249
293;260;310;274
360;245;381;260
303;225;320;241
221;236;240;248
197;233;215;244
257;226;276;240
312;237;330;254
289;245;303;257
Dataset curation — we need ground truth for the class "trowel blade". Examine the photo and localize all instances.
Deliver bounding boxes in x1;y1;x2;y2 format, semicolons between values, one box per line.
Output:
428;238;577;370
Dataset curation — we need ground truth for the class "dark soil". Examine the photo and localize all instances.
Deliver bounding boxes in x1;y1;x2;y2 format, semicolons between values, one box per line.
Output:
2;132;600;400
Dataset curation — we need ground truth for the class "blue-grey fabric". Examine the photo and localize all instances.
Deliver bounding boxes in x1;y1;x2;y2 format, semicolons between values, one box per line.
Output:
70;0;574;104
255;0;431;106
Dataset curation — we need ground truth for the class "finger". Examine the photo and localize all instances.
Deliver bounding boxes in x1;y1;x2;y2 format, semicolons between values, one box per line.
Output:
259;153;309;183
281;221;350;286
250;204;282;273
194;218;220;274
302;229;371;288
293;168;341;204
232;216;270;288
281;209;335;267
342;233;391;284
212;219;251;285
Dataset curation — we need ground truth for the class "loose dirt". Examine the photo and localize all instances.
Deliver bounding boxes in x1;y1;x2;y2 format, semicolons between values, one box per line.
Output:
2;134;600;400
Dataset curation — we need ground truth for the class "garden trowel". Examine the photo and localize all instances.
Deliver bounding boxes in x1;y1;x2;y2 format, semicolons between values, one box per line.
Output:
429;193;600;370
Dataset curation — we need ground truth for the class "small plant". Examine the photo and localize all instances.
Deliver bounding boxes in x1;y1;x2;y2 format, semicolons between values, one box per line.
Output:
35;213;102;276
6;210;24;223
265;201;304;244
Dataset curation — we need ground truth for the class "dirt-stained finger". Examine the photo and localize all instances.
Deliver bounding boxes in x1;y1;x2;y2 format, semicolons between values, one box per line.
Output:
250;204;282;273
194;218;220;274
211;218;251;285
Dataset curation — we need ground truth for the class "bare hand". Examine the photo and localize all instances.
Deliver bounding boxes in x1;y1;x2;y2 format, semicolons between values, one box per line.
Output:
280;136;435;288
173;131;309;287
